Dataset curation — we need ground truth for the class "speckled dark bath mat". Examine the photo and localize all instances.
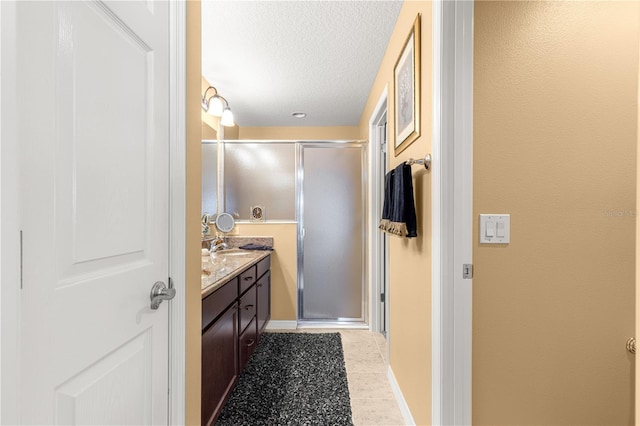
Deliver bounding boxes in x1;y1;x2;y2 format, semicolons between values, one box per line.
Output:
215;332;353;426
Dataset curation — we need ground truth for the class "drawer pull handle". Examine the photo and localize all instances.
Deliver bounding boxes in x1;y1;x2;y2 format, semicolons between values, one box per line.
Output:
243;276;253;281
243;304;254;310
257;283;263;287
246;339;255;348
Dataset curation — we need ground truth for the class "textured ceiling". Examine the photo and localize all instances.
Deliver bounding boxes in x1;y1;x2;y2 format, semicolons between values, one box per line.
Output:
202;1;403;128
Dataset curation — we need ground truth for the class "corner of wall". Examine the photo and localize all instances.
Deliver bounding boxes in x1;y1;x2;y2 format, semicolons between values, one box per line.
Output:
186;1;202;424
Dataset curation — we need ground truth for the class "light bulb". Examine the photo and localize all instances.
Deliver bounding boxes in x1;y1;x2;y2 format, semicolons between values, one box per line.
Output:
208;96;224;116
220;108;235;127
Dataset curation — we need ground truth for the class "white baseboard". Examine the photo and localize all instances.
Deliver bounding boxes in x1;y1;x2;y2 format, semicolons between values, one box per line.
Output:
297;322;369;330
265;320;372;330
388;366;416;426
265;320;297;330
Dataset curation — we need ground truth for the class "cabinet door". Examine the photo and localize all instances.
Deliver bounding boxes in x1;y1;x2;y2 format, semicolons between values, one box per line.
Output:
257;255;271;280
239;318;258;369
257;271;271;335
202;304;238;426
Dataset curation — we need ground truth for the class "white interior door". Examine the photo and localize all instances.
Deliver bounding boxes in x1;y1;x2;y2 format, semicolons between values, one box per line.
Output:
16;1;171;424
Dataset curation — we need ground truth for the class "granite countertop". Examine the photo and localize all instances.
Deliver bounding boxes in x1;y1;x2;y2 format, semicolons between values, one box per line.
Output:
201;249;271;298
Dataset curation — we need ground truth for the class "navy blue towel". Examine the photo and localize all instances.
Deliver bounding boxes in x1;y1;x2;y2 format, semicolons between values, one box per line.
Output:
239;243;273;251
378;163;417;238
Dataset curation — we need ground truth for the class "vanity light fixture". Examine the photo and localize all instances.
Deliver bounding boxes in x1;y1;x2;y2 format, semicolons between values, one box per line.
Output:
201;85;235;127
220;107;235;127
292;112;307;118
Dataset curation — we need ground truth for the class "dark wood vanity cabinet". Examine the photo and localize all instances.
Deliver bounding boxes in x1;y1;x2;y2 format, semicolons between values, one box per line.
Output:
201;254;271;426
201;303;238;426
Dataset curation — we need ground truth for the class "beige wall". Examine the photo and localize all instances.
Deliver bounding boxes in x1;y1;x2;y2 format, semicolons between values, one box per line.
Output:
358;2;432;424
222;124;239;140
473;2;638;424
227;223;298;320
186;2;202;424
239;126;359;140
202;122;217;140
637;32;640;419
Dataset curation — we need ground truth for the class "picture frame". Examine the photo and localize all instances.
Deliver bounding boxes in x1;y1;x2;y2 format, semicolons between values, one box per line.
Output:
250;205;265;222
394;14;421;156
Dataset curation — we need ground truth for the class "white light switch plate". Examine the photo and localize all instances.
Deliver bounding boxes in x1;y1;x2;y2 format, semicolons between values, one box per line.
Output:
480;214;510;244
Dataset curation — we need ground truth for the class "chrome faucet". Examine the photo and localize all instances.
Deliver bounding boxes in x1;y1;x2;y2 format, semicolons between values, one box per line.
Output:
201;213;211;237
209;236;228;252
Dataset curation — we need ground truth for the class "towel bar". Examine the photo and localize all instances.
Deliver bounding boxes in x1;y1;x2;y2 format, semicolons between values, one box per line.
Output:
406;154;431;170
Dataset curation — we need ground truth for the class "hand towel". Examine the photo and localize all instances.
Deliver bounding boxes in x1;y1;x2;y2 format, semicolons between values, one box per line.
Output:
239;243;273;251
378;163;417;238
378;169;394;232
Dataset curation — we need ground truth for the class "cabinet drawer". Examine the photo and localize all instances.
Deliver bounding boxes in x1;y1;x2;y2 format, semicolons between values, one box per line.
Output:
257;255;270;280
238;286;257;334
202;278;238;330
239;317;257;369
239;265;257;295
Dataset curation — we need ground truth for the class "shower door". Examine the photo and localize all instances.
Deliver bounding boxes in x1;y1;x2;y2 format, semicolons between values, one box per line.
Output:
298;143;365;323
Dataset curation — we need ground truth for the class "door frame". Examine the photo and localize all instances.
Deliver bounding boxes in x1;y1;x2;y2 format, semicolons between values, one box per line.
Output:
636;5;640;418
168;1;187;424
1;1;20;423
431;0;474;425
0;1;187;423
368;87;389;335
297;141;367;325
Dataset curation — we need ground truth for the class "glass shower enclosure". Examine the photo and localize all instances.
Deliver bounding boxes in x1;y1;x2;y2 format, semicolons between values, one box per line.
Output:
202;139;366;325
297;142;365;323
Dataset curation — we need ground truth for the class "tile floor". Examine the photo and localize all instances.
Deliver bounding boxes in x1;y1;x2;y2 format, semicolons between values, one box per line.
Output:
340;330;405;426
271;328;405;426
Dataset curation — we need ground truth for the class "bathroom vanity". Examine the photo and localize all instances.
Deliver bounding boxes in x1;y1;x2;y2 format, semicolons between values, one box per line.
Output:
201;250;271;426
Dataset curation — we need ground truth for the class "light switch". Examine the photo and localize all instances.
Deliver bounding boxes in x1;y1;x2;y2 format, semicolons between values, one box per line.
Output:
485;221;496;237
480;214;510;244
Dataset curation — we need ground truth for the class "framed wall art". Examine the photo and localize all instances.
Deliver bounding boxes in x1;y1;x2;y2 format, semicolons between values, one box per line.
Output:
250;205;265;222
394;14;421;156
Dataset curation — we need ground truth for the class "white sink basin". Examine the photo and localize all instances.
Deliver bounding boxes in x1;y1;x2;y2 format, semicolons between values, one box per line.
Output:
212;249;253;257
222;251;251;256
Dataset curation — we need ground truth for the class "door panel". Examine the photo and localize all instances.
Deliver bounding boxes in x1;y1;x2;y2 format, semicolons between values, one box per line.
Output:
61;1;150;264
55;331;152;425
299;144;365;321
17;1;170;424
56;0;154;283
